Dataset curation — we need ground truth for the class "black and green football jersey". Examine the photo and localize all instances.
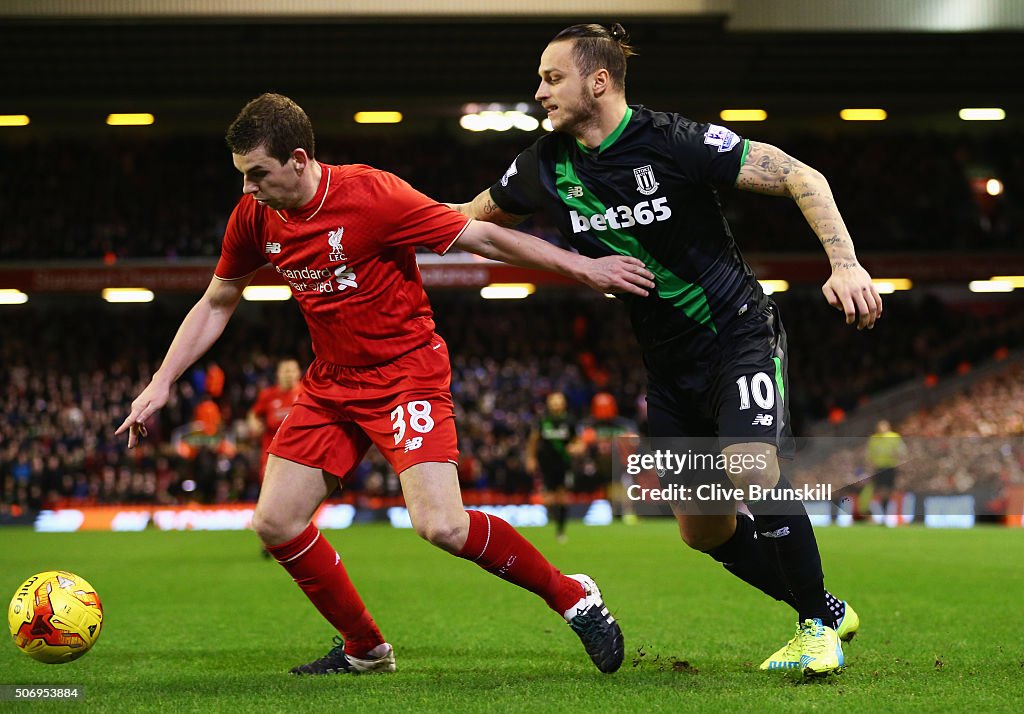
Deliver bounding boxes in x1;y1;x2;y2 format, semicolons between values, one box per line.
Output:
536;414;575;473
489;105;767;353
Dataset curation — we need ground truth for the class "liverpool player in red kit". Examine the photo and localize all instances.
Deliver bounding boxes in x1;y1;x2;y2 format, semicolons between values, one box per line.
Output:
117;93;655;675
248;357;302;559
248;358;302;480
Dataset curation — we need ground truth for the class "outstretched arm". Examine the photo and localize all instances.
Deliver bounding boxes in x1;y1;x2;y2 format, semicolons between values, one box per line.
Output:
246;408;266;438
525;427;540;475
453;218;655;297
116;275;250;447
448;188;529;227
736;141;882;329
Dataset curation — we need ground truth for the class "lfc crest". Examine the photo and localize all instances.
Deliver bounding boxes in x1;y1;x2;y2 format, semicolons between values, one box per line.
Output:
327;227;346;262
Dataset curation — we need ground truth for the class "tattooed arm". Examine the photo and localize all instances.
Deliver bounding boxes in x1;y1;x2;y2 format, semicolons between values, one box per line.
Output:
449;189;654;296
447;189;528;228
735;141;882;329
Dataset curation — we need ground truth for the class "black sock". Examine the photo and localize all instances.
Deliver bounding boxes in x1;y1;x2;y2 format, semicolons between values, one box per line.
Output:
554;504;567;536
706;514;795;607
747;475;834;628
825;590;846;624
707;515;846;621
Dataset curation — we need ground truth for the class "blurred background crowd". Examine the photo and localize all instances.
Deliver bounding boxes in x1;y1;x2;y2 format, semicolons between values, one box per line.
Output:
2;286;1022;513
0;129;1021;261
2;16;1022;517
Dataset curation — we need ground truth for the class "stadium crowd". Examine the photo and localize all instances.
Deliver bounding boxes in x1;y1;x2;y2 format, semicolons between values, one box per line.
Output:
1;290;1022;514
789;363;1024;514
1;129;1021;261
895;366;1024;496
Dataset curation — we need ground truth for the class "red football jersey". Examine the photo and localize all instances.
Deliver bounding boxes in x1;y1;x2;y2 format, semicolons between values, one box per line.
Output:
215;164;470;366
251;384;301;453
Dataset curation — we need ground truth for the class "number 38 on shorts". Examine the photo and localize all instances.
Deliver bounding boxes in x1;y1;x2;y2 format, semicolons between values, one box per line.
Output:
390;401;436;446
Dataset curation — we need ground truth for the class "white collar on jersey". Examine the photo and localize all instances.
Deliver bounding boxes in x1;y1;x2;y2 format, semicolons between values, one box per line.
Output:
274;163;331;223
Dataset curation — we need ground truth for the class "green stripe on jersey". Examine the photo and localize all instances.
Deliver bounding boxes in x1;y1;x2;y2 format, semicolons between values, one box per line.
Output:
735;139;751;185
772;355;785;403
555;148;715;332
576;107;633;155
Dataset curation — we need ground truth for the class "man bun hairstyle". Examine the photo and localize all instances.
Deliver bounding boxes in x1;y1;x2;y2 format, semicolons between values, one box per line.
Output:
551;22;637;90
225;93;315;164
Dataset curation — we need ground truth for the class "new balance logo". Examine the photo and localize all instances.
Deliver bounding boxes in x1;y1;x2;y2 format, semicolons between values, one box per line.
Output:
760;527;791;538
404;437;423;452
566;185;584;199
265;242;282;254
751;414;774;426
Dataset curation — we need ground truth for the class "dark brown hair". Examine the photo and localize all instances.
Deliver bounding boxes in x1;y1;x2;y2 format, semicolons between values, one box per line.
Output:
225;93;315;164
551;23;637;90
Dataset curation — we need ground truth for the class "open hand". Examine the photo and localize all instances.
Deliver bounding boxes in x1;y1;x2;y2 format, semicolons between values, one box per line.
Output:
583;256;656;297
822;263;883;330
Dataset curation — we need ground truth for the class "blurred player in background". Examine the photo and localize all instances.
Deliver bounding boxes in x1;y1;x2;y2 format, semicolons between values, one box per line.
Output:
248;357;302;558
247;358;302;481
452;23;883;676
527;391;577;542
117;94;655;675
171;396;237;502
577;392;638;524
864;419;907;521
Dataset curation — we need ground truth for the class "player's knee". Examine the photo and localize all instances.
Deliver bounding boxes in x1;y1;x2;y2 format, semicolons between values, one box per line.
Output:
726;460;780;492
677;518;732;552
251;507;302;546
413;516;468;553
679;528;723;552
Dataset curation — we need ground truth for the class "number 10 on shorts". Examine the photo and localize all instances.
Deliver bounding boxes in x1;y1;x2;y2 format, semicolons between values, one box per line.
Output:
391;401;435;452
735;373;775;410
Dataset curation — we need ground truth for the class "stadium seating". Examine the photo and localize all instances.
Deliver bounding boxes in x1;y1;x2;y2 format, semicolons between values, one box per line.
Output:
1;291;1022;511
1;130;1022;260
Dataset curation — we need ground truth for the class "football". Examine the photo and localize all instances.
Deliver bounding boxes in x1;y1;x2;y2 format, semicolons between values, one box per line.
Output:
8;571;104;664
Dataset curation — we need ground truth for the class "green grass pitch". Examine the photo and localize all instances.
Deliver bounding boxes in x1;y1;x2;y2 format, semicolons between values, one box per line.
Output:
2;521;1022;712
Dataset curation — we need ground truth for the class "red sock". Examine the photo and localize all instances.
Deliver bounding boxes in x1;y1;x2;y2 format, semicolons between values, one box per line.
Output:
456;510;584;613
266;523;384;657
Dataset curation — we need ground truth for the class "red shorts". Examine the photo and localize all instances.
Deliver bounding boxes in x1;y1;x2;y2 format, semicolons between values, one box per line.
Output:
268;336;458;479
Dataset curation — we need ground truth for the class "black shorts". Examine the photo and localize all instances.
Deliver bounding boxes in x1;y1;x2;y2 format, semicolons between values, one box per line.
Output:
873;467;897;490
644;301;794;455
539;462;573;491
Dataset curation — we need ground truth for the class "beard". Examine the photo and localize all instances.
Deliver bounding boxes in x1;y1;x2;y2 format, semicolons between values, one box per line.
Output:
553;89;600;136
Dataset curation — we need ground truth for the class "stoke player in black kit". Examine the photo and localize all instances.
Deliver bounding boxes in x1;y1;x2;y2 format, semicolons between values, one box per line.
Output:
527;392;578;543
452;23;882;677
